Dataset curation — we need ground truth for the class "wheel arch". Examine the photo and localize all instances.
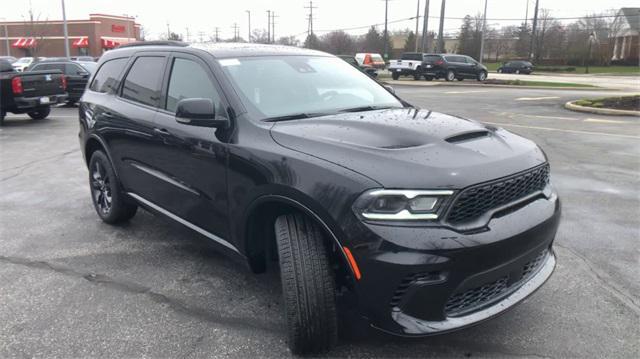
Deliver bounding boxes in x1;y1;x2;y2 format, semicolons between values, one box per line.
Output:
243;194;358;286
84;135;121;180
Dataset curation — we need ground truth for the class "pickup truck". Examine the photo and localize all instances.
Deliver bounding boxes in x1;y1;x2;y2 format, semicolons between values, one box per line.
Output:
0;59;68;125
388;52;428;80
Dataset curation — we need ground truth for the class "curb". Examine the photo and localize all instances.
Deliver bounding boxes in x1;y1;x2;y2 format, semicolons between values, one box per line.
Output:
384;80;614;91
564;101;640;116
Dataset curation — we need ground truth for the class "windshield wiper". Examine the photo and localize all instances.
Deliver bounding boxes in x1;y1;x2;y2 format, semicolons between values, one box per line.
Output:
337;105;396;113
262;112;330;122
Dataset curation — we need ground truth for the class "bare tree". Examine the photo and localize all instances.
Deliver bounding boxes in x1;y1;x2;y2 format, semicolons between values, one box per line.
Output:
321;31;356;55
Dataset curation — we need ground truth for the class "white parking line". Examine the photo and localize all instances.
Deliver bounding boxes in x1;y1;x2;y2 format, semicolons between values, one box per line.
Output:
584;118;630;124
444;90;489;94
528;114;579;121
515;96;561;101
483;121;640;139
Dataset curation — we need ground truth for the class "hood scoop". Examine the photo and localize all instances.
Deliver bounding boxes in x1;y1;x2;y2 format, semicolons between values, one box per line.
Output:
445;130;490;143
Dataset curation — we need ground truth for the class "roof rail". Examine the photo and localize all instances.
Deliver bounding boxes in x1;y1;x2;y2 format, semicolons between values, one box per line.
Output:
117;40;189;49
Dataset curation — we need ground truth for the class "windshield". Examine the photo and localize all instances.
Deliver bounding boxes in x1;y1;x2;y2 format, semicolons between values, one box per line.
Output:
220;56;403;119
401;53;423;61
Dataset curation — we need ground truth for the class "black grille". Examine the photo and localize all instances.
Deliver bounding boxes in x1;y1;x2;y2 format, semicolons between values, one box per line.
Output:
444;250;548;316
390;272;443;309
446;164;550;224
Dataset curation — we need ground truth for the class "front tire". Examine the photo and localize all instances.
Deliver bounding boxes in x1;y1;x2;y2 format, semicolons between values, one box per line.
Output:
477;71;487;81
497;68;502;73
275;213;338;355
445;70;455;81
27;106;51;120
89;151;137;224
515;69;521;74
391;72;400;80
424;76;433;81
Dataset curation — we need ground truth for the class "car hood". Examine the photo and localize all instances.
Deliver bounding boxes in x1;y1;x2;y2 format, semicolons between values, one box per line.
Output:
270;108;547;189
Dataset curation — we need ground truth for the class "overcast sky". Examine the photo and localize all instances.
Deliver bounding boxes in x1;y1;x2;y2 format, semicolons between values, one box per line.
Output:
4;0;637;41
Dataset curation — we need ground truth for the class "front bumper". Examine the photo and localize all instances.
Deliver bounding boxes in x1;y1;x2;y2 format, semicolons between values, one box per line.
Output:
344;191;561;336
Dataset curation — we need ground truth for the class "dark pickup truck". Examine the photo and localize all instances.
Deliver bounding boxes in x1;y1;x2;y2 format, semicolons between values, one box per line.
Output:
0;59;67;125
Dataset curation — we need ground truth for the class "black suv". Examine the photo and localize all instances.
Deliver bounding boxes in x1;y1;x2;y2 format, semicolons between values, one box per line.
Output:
79;42;560;355
497;60;534;74
29;59;91;104
423;54;488;81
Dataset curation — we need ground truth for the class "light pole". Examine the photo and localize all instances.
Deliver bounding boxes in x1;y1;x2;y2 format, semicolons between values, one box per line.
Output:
437;0;446;53
414;0;420;52
246;10;251;42
61;0;70;58
420;0;430;52
383;0;389;60
478;0;488;63
585;32;597;74
0;18;9;56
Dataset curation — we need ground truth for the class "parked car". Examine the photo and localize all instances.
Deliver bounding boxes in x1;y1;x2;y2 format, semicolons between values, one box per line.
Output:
29;59;91;104
73;60;98;74
12;57;37;72
337;55;378;77
0;59;67;125
355;52;386;69
422;54;488;81
79;42;560;355
388;52;429;80
70;56;95;62
0;56;17;63
497;60;533;74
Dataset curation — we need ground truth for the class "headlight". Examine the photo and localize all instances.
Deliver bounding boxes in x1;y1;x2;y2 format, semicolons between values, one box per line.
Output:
353;189;454;221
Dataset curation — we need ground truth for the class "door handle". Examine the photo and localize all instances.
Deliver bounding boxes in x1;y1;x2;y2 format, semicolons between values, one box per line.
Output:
154;128;171;136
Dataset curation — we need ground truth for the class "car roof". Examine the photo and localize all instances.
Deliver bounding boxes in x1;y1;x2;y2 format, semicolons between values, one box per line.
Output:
100;42;330;61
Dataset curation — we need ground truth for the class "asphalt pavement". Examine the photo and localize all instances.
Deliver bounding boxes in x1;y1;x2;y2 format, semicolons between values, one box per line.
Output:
1;85;639;358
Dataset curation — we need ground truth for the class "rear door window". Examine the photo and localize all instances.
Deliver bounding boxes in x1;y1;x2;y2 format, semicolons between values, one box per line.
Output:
89;58;128;93
121;56;166;107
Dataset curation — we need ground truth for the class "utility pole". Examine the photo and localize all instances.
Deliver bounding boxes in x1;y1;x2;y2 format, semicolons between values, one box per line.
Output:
61;0;70;58
478;0;488;63
166;22;170;39
383;0;389;60
214;27;220;42
271;11;278;43
267;10;271;43
231;23;239;42
437;0;446;53
305;1;317;36
414;0;420;52
528;0;539;61
246;10;251;42
421;0;430;52
524;0;529;28
185;27;190;42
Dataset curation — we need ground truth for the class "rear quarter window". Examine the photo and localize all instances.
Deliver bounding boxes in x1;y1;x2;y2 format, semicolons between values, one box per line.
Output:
89;58;128;93
401;53;423;61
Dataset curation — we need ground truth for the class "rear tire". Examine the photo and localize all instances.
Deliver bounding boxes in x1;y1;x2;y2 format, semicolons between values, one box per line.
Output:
497;68;502;73
89;151;138;224
274;213;338;355
413;67;422;80
0;111;5;126
515;69;521;74
392;72;400;80
27;106;51;120
424;76;433;81
457;77;464;81
445;70;455;81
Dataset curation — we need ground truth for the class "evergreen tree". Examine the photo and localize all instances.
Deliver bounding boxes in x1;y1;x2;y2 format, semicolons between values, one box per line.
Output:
403;31;417;52
362;26;382;53
304;33;322;50
458;16;473;55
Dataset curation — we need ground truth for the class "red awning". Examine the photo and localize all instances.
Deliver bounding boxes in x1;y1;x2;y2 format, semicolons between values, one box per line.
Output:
11;38;37;49
72;37;89;48
101;38;120;49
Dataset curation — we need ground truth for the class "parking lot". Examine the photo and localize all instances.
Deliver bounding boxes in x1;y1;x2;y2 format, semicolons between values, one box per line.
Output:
1;85;639;358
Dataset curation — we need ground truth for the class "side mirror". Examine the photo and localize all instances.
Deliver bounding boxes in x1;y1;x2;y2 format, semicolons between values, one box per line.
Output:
175;98;229;128
78;70;89;77
383;85;395;94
